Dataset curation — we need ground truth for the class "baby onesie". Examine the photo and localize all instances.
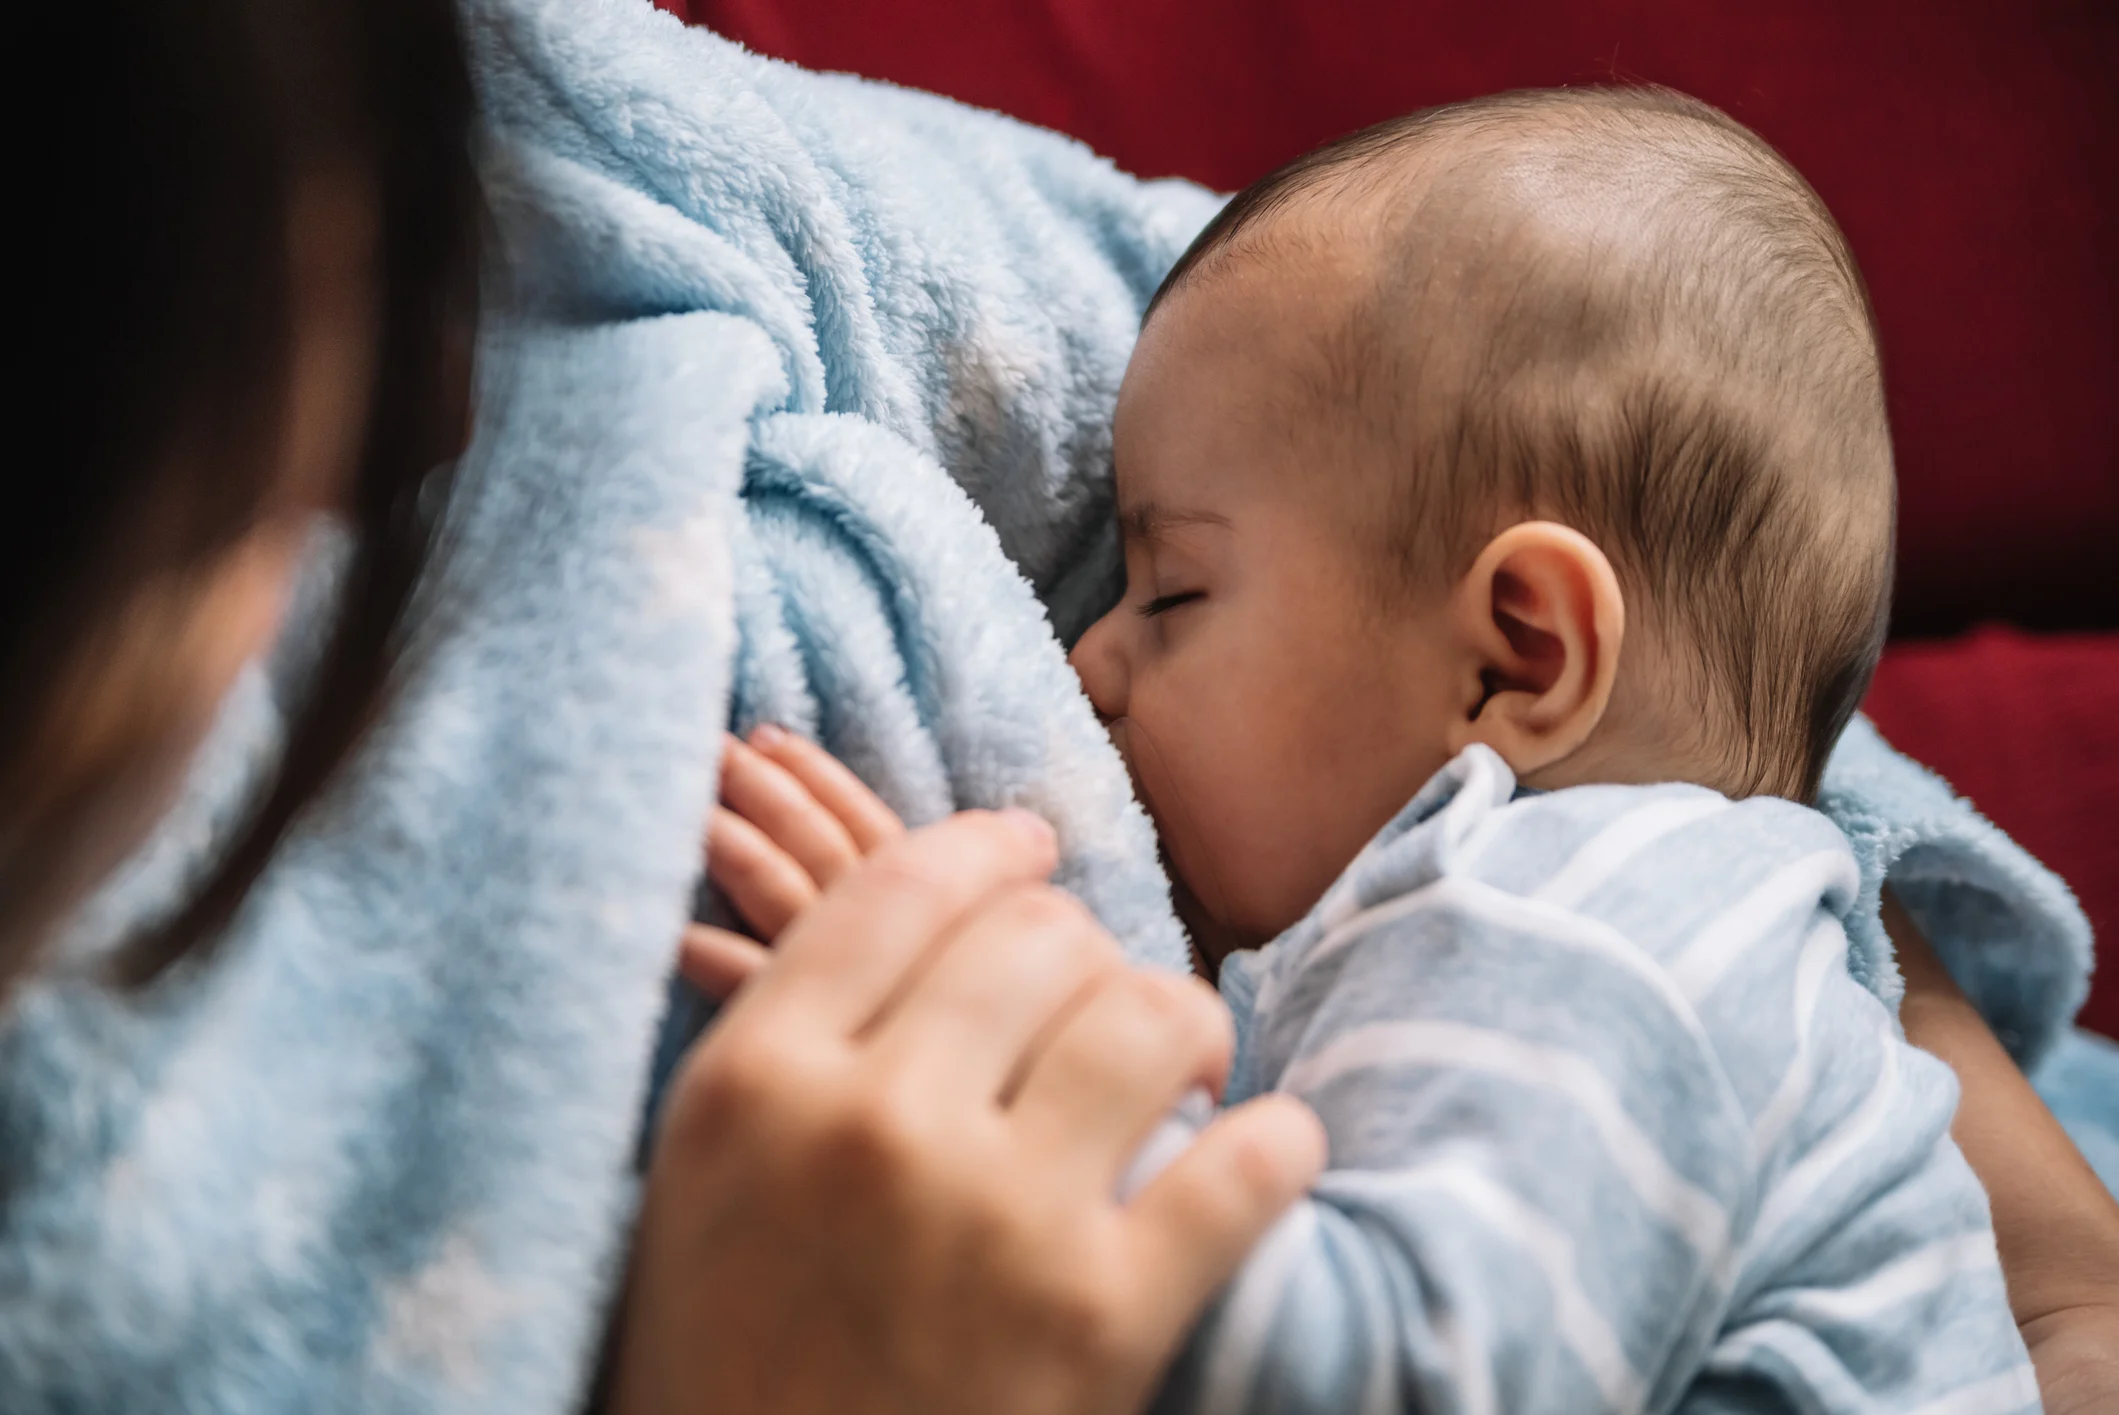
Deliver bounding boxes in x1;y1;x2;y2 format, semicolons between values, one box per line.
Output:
1148;746;2034;1415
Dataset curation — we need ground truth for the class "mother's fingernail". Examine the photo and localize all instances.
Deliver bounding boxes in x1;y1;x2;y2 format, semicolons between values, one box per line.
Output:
751;722;786;747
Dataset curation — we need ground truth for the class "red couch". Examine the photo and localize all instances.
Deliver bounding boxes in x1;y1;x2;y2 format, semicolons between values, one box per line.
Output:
660;0;2118;1038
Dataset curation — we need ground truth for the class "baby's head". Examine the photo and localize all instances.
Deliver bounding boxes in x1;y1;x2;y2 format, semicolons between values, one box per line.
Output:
1069;87;1894;957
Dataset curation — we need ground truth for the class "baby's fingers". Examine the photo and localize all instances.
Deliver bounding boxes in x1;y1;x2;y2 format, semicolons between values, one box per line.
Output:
720;734;865;890
749;724;905;854
678;924;771;998
705;806;819;940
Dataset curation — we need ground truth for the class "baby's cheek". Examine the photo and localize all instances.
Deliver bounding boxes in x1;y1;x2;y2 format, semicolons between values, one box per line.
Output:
1188;773;1301;935
1226;727;1368;935
1128;676;1288;932
1131;736;1229;884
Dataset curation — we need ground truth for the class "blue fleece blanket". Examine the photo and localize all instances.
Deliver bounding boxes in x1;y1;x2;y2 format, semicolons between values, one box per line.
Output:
0;1;2104;1410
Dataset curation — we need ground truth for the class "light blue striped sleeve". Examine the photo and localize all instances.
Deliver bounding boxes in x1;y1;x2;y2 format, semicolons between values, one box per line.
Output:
1682;922;2037;1414
1148;792;2033;1415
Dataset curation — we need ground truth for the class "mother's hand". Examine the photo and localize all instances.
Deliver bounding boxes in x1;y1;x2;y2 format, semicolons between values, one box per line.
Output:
612;810;1325;1415
1888;894;2119;1415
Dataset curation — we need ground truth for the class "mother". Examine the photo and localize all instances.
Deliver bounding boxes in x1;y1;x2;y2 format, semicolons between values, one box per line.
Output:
6;0;2114;1411
8;0;1317;1410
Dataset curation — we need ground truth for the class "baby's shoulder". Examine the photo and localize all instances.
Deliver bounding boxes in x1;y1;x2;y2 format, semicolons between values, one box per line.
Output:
1463;781;1859;954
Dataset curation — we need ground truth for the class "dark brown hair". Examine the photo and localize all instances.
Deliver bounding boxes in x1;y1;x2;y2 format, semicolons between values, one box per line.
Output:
1149;87;1895;801
5;0;480;987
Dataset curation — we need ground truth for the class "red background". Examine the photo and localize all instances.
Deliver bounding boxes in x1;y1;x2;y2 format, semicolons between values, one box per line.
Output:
663;0;2118;1037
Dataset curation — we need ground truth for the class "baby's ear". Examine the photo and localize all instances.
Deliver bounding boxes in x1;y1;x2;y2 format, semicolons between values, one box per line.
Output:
1444;521;1624;779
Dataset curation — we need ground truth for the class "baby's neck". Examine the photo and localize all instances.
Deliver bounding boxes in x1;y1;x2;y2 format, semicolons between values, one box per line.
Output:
1512;703;1761;801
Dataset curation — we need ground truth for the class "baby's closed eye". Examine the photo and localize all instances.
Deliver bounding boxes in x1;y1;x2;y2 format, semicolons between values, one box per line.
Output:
1139;590;1203;618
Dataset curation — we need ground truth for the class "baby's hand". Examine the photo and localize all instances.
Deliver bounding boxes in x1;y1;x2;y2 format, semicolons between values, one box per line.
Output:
684;725;906;995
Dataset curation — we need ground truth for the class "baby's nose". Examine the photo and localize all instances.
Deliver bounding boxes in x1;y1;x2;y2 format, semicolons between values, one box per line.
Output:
1067;614;1127;724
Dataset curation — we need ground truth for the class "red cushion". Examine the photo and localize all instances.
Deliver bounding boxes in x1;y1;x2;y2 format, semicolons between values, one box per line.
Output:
674;0;2118;639
1864;629;2118;1040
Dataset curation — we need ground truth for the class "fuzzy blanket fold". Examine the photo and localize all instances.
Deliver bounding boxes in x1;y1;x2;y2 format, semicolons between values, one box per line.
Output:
1;1;2103;1410
3;312;783;1412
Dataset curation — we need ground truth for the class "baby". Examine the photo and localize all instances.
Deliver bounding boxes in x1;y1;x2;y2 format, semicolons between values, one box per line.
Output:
708;88;2033;1413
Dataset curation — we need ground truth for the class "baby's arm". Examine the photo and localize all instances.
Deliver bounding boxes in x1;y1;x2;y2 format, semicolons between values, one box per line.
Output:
1675;944;2034;1413
1153;888;1755;1413
1155;885;2031;1415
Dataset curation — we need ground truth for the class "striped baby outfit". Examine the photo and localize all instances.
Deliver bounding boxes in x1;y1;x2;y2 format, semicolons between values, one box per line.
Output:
1150;746;2035;1415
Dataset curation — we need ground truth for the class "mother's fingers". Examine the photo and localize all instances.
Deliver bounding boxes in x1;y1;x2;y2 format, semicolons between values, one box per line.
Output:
732;809;1058;1040
1010;970;1236;1191
1121;1096;1327;1329
864;883;1123;1102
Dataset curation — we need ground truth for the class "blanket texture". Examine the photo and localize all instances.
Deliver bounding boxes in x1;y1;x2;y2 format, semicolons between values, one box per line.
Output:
0;1;2102;1411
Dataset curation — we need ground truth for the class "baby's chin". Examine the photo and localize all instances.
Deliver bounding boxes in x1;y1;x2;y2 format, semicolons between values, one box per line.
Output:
1159;850;1259;971
1117;730;1272;959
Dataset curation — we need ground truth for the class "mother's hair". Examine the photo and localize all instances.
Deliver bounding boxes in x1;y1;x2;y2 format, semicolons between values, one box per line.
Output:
4;0;480;985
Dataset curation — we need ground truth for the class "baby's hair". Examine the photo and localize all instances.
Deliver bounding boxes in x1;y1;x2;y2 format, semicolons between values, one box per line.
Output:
1150;87;1895;802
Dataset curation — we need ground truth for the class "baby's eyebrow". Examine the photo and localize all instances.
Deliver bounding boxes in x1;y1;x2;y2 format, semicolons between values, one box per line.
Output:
1117;502;1230;546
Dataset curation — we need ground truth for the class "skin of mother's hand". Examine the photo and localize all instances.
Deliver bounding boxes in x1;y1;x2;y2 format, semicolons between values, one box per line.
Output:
610;809;1327;1415
1887;894;2119;1415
